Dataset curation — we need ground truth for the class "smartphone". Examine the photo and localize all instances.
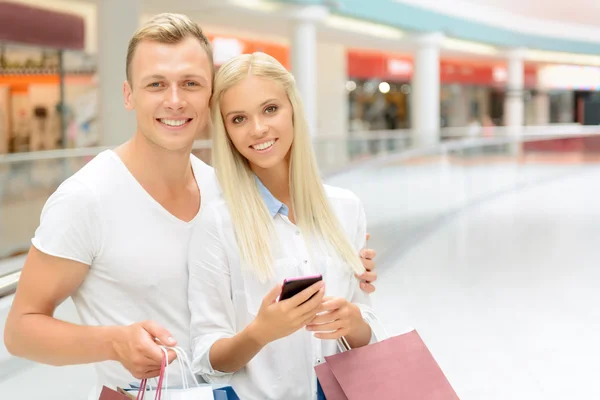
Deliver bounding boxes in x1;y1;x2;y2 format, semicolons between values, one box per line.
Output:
279;274;323;301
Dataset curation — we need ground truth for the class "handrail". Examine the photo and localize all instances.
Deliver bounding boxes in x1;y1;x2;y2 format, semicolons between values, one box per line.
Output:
0;139;213;164
0;271;20;298
1;126;600;298
0;124;594;164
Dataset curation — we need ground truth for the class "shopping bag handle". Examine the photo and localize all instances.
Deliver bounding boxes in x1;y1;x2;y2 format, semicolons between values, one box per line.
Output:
134;345;201;399
336;308;390;352
164;346;200;389
136;348;168;400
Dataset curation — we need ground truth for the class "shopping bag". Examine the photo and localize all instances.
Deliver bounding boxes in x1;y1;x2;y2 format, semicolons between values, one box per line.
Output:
128;346;215;400
211;385;240;400
98;386;133;400
128;383;239;400
315;315;459;400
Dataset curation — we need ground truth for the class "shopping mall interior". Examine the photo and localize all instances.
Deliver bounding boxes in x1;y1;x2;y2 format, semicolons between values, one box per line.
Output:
1;0;600;398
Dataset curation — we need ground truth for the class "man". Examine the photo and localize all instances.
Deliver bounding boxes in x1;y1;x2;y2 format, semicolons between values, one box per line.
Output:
3;13;377;395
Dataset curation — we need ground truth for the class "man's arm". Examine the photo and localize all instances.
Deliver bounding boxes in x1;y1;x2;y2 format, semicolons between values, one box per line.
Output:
4;246;174;378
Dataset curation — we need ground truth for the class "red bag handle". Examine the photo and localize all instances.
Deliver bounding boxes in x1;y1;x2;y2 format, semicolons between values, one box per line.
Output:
136;351;167;400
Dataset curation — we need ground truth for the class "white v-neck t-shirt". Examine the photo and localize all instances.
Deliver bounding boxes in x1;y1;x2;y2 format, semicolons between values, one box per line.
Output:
31;150;219;395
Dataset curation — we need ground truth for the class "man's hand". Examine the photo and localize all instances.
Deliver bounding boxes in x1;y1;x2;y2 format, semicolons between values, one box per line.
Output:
111;321;177;379
357;233;377;293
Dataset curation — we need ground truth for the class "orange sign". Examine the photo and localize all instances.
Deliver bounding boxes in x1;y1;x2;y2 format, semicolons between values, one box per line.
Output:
206;34;290;69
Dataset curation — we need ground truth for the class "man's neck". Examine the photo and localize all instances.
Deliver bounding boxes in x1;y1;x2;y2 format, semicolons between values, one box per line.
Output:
115;132;194;191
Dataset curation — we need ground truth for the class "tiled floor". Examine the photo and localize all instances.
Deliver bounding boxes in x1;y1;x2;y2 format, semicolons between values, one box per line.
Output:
369;165;600;399
1;162;599;399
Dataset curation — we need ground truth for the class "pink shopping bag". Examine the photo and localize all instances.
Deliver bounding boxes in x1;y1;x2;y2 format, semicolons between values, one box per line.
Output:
315;329;459;400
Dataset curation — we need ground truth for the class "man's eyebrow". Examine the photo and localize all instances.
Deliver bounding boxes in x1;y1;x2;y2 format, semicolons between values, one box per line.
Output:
140;74;208;83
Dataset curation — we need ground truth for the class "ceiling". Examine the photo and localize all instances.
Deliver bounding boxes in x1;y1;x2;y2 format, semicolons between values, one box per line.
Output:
12;0;600;64
469;0;600;26
396;0;600;44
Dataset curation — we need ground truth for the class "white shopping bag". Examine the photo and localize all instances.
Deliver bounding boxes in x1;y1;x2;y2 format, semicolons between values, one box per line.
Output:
131;346;214;400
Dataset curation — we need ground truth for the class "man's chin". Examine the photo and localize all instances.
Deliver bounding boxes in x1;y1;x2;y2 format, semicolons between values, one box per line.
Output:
143;133;195;153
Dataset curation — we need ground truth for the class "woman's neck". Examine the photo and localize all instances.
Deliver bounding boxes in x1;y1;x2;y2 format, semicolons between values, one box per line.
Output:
252;160;291;208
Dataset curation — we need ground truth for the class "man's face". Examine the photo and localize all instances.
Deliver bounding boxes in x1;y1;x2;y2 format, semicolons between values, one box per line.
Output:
123;36;212;152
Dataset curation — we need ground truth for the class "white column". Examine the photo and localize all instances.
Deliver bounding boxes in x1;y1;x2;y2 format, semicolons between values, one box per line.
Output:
97;0;140;146
534;91;550;125
411;32;443;147
0;87;8;154
504;48;526;131
317;42;348;137
317;42;348;167
290;5;328;136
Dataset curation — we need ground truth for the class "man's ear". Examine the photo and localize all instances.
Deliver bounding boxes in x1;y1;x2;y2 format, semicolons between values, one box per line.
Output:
123;80;134;111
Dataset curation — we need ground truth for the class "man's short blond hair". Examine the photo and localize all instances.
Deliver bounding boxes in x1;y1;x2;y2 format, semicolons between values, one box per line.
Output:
126;13;214;85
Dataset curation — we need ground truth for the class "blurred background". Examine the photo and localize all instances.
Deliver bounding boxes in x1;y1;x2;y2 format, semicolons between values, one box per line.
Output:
1;0;600;398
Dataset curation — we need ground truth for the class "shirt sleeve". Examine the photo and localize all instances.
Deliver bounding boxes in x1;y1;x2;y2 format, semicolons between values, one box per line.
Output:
188;203;236;384
353;195;368;252
31;178;102;266
349;196;381;345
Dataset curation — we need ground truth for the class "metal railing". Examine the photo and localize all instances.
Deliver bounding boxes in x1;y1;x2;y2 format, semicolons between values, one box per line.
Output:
2;125;600;297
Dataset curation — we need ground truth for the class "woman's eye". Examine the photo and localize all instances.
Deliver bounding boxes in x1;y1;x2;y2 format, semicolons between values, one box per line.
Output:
265;105;278;114
232;116;245;124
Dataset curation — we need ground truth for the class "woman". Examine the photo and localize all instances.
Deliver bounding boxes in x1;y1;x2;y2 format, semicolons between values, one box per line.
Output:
188;52;378;400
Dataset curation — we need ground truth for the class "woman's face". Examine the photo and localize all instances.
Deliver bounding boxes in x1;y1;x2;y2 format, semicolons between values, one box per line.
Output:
220;75;294;173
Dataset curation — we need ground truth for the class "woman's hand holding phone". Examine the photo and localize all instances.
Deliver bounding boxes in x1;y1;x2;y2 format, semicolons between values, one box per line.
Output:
247;280;325;347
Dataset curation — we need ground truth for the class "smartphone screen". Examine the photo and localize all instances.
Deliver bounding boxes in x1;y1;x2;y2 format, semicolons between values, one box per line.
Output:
279;274;323;301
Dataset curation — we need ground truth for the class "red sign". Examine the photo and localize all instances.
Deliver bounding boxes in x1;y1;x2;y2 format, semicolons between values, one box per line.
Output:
347;50;412;81
347;49;537;87
0;2;84;50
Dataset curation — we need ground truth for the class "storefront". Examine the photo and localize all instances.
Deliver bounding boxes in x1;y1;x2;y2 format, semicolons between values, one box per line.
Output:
537;64;600;125
345;49;539;131
346;50;412;131
0;1;91;154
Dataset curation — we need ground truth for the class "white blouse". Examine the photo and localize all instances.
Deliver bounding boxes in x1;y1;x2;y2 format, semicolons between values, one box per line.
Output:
187;183;376;400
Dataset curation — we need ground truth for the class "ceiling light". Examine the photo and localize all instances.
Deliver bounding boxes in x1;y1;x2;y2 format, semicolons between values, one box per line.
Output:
526;49;600;67
229;0;281;12
379;82;390;94
325;15;404;39
443;38;499;56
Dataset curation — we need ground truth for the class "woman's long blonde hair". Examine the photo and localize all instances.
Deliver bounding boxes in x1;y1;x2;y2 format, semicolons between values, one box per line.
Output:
211;52;365;282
